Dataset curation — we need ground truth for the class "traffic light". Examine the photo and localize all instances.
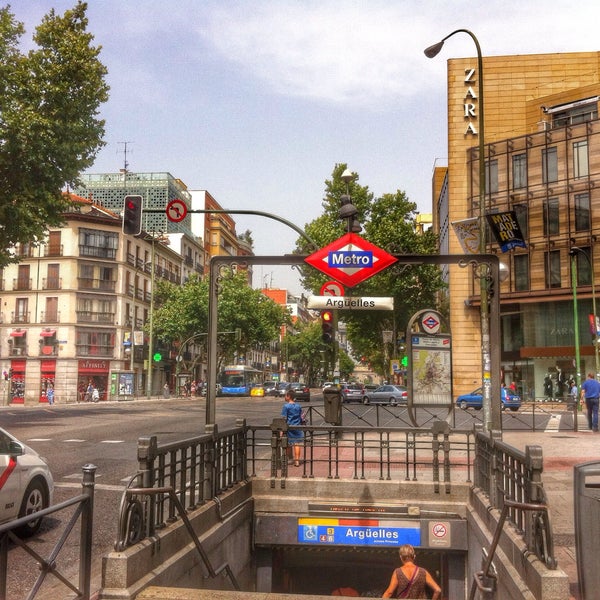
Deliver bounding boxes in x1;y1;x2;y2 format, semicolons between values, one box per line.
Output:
122;195;143;235
321;310;334;343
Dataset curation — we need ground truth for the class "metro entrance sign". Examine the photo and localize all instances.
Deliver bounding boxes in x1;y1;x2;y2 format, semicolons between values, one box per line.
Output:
305;232;398;287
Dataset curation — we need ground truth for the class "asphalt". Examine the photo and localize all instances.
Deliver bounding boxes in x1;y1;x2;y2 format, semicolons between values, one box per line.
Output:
503;414;600;600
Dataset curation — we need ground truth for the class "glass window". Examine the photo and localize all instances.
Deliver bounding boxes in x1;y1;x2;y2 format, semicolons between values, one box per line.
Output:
574;247;592;286
575;193;590;232
512;153;527;189
485;159;498;194
79;228;118;259
542;147;558;183
543;198;560;236
514;254;529;291
545;250;561;288
573;140;589;179
513;203;528;239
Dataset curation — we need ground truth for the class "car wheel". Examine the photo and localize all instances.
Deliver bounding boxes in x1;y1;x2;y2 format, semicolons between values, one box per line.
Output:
459;400;468;410
362;397;370;405
15;478;48;537
501;404;506;411
510;407;519;412
390;399;397;406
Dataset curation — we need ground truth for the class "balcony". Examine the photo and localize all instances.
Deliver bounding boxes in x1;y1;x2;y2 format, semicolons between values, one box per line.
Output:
76;311;116;324
77;278;116;292
42;277;62;290
40;310;60;323
75;345;114;358
79;245;117;259
11;312;30;324
13;278;32;291
8;346;28;357
43;244;63;257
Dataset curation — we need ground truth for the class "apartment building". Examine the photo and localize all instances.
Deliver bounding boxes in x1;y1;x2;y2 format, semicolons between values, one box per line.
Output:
0;195;184;404
435;50;600;399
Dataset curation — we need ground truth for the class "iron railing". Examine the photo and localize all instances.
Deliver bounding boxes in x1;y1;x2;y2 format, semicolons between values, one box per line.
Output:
114;421;556;572
0;465;96;600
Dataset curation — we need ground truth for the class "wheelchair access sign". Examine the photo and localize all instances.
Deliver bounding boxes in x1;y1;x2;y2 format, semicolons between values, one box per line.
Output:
305;232;397;287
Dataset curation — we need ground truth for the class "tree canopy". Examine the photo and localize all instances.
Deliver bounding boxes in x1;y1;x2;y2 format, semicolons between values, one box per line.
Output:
0;2;108;265
152;272;291;371
295;164;445;375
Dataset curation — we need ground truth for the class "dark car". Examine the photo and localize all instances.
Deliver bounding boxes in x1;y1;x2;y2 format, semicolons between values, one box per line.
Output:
455;387;521;412
275;382;290;397
263;381;277;396
290;382;310;402
340;383;364;403
363;384;408;406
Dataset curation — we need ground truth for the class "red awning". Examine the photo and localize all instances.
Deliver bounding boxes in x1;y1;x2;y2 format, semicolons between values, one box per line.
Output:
40;330;56;337
10;330;26;337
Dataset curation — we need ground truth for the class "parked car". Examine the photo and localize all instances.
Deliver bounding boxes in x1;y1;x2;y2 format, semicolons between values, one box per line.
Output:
455;387;521;412
363;384;408;406
275;382;290;397
263;381;277;396
340;383;365;403
0;427;54;536
322;381;335;391
290;382;311;402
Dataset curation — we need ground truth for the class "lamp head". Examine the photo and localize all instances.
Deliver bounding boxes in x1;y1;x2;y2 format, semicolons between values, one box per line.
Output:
424;41;444;58
340;169;354;184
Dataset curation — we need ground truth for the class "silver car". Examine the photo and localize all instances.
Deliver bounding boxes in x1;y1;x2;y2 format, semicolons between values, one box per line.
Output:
363;384;408;406
0;428;54;536
340;383;365;403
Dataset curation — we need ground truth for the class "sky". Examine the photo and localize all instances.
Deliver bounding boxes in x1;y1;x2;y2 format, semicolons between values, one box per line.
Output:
15;0;600;293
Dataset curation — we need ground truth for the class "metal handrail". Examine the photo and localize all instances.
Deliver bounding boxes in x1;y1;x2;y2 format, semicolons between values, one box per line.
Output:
0;464;96;600
468;497;556;600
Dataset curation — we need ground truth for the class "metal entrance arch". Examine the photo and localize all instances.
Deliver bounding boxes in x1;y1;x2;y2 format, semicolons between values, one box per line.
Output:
206;254;501;432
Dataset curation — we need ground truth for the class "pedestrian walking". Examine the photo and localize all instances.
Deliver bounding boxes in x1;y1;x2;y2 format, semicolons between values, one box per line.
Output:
281;388;303;467
92;386;100;402
46;385;54;405
163;383;170;398
382;544;441;599
580;372;600;432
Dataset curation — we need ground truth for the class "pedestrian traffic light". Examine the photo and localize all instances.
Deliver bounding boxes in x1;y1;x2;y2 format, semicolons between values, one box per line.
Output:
321;310;334;344
122;195;143;235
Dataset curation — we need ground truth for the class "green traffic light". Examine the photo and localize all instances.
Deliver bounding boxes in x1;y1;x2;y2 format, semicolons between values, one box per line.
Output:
153;352;162;362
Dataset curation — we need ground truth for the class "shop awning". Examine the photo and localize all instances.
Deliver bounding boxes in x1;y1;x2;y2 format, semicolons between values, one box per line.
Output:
40;330;56;337
10;330;26;337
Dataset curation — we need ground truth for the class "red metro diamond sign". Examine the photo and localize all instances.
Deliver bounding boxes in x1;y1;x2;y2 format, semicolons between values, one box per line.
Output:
305;232;397;288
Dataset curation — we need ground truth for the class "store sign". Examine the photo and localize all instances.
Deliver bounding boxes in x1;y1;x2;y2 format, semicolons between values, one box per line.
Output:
78;359;109;372
463;67;479;136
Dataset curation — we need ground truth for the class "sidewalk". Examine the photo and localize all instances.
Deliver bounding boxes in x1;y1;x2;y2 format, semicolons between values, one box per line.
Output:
503;415;599;600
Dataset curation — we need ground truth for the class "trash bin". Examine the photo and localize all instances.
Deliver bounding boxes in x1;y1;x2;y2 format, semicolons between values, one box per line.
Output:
324;387;342;425
574;460;600;599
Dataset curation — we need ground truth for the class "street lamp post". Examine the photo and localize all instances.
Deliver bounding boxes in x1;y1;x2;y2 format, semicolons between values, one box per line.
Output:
145;238;157;398
570;251;582;419
425;29;499;434
570;246;600;379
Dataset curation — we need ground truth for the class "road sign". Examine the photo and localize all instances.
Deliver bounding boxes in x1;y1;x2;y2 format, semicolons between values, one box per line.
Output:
320;281;344;297
166;198;188;222
307;296;394;310
305;232;397;287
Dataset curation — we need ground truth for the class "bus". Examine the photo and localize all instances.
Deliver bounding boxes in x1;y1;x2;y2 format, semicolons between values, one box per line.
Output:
218;365;263;396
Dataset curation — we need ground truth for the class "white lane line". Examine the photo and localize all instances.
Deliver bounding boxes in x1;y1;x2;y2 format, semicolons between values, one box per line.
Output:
55;482;124;492
27;438;52;442
100;440;125;444
63;439;86;442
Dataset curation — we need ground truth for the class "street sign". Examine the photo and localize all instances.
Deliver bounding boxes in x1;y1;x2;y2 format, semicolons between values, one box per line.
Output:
320;281;344;297
305;232;397;287
307;296;394;310
166;198;188;222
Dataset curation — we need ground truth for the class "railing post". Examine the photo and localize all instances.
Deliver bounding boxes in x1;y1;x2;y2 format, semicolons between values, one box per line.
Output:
524;445;544;551
205;424;218;498
138;436;157;537
79;464;97;600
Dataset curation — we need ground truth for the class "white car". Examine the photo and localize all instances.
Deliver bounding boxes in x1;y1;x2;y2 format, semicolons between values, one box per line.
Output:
0;427;54;536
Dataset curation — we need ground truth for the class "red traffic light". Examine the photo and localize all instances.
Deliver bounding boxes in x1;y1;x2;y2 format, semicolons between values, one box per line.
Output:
123;195;143;235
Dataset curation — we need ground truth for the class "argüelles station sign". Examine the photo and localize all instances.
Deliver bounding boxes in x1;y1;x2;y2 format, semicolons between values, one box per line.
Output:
307;296;394;311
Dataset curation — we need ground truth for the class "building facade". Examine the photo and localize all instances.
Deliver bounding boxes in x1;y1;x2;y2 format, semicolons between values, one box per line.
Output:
0;195;183;405
435;50;600;399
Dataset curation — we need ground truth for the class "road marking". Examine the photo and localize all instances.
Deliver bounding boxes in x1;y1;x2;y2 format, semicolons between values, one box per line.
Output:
28;438;52;442
63;439;86;443
100;440;125;444
543;414;560;432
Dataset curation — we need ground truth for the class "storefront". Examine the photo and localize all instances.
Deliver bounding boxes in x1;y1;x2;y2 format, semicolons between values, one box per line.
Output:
78;358;110;402
9;358;26;404
40;359;56;403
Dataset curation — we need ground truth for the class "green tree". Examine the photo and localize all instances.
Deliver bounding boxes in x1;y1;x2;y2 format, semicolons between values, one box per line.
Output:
295;164;445;376
0;2;108;266
152;272;290;371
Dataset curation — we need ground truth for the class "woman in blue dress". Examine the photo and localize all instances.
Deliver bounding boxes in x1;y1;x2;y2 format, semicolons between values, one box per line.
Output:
281;388;304;466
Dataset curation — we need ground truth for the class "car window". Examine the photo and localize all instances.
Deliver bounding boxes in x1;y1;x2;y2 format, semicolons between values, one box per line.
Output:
0;431;10;454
